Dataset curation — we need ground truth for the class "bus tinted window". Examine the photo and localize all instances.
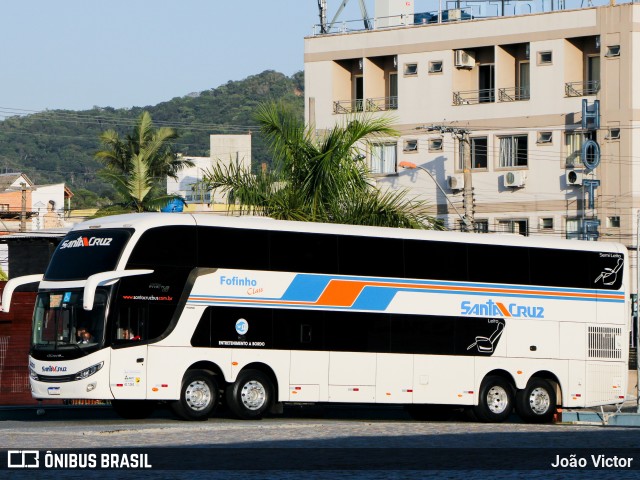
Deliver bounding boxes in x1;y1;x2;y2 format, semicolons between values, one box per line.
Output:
530;248;590;288
198;227;269;270
44;229;132;281
338;236;404;278
404;239;468;281
270;231;339;274
468;244;530;285
127;226;197;268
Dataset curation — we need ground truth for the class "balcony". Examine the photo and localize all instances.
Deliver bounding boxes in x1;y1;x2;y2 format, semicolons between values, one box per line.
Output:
498;87;530;102
453;89;495;105
333;97;397;114
565;80;600;97
366;96;398;111
333;99;364;114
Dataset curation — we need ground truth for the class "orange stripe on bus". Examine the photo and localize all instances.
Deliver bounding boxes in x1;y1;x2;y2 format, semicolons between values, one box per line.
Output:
316;280;367;307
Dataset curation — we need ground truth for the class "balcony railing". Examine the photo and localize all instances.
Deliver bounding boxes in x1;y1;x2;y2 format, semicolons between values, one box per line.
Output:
366;96;398;111
333;99;364;114
565;80;600;97
453;89;495;105
498;87;530;102
334;97;398;114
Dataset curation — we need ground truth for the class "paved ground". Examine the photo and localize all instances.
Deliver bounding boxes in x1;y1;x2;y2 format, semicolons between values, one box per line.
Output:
1;403;639;479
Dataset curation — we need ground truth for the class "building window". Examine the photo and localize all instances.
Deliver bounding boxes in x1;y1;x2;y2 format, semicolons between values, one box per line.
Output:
605;45;620;57
403;139;418;152
498;219;528;236
370;143;397;174
607;216;621;228
498;135;528;167
404;63;418;76
474;220;489;233
471;137;488;169
540;218;554;230
428;61;443;73
537;51;552;65
565;131;585;167
428;138;443;151
537;132;553;144
458;137;488;170
607;128;620;140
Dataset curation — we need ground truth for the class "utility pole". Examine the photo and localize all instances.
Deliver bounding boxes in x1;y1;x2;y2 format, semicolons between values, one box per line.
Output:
20;182;27;233
422;125;475;231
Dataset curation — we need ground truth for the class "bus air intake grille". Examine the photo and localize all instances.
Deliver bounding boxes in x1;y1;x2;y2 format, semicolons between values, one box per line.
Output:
588;326;622;360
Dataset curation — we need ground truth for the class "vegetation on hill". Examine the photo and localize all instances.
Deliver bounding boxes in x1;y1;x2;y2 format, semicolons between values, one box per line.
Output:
0;71;304;208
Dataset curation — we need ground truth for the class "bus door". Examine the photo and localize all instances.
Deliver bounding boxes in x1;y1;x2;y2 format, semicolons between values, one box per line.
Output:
110;303;148;400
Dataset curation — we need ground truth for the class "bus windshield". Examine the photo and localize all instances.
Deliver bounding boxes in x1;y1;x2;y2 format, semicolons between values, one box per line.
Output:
31;289;109;358
44;229;133;281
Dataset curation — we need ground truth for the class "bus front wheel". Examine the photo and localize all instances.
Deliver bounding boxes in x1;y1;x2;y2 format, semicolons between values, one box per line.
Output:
226;369;274;420
172;370;218;421
473;376;513;423
515;378;556;423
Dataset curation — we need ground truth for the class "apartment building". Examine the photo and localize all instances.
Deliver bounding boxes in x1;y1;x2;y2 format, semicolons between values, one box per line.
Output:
305;1;638;283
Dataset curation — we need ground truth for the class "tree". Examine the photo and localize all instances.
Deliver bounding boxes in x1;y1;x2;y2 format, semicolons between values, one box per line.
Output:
94;111;193;213
202;102;441;229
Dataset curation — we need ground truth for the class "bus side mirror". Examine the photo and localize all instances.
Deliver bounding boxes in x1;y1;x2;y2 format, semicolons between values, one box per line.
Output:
0;274;44;313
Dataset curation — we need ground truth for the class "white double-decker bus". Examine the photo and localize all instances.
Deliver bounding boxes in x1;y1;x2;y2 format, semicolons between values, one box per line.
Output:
1;213;630;423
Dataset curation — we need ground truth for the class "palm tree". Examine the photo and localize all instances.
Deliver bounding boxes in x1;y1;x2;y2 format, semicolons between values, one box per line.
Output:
203;102;440;229
95;111;193;213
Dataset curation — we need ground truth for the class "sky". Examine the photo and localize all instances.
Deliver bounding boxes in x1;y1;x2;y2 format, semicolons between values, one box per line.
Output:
0;0;613;115
0;1;331;114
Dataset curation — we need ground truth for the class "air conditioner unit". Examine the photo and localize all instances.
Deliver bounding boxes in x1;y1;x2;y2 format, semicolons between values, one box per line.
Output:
566;169;584;186
505;171;526;188
448;8;462;21
454;49;475;69
447;174;464;191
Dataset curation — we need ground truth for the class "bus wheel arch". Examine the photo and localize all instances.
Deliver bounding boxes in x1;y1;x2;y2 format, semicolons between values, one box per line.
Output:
515;372;559;423
171;368;220;421
473;371;516;423
226;364;277;420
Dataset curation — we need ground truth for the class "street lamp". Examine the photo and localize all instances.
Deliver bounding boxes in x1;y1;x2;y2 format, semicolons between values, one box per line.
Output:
399;161;472;231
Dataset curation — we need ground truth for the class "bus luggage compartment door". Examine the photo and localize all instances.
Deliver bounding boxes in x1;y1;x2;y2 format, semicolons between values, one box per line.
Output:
109;345;148;399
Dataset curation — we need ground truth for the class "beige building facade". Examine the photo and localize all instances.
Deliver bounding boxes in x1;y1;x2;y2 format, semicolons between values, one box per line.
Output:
305;2;640;290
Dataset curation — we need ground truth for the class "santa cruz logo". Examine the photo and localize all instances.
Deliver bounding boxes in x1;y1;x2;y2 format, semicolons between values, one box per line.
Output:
41;365;68;373
461;299;544;319
60;236;113;249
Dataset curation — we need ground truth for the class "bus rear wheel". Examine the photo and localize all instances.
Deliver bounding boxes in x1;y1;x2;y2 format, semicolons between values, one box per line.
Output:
516;378;556;423
473;376;513;423
172;370;218;421
111;400;155;419
226;369;274;420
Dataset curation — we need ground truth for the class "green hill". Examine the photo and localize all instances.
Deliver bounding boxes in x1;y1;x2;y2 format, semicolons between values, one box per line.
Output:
0;70;304;207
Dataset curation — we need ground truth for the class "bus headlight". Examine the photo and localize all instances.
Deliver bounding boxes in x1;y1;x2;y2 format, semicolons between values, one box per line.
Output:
75;362;104;380
29;367;38;380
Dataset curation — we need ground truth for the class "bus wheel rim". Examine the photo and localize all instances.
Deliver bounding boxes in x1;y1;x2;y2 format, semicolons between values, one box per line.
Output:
487;385;509;414
528;387;551;415
185;380;211;411
240;380;266;411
